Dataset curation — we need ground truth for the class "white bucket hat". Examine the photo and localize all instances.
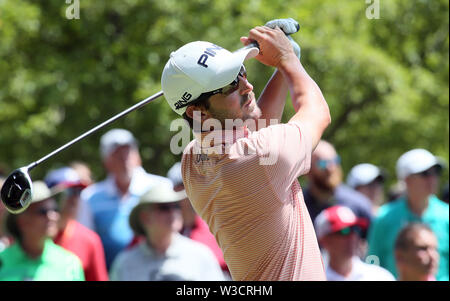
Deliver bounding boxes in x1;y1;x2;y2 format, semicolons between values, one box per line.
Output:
129;183;187;235
161;41;259;115
396;148;445;180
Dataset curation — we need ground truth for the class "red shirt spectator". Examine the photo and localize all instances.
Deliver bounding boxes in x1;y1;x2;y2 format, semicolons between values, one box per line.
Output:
54;219;108;281
45;167;109;281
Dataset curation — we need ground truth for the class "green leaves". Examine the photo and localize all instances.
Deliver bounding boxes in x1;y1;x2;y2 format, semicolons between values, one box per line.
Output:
0;0;448;191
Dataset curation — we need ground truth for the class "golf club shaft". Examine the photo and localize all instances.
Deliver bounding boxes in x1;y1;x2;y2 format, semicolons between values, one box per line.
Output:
25;43;261;172
27;90;164;171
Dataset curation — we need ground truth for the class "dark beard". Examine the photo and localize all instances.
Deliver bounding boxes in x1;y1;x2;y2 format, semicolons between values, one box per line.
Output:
311;173;336;193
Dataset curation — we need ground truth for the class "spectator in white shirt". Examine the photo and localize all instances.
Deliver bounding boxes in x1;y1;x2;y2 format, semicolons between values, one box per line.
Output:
109;183;225;281
315;205;395;281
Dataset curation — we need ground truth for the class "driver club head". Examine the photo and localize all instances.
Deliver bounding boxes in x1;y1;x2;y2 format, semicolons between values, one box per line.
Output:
1;167;33;214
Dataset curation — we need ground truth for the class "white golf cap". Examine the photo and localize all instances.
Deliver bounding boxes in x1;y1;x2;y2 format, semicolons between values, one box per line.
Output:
396;148;445;180
347;163;385;188
161;41;259;115
100;128;137;159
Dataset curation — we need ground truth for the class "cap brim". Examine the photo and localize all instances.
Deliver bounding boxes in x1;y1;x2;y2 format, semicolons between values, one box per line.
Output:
211;46;259;90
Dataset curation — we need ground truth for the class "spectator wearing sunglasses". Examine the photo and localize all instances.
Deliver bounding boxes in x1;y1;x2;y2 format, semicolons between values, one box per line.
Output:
0;181;84;280
45;167;109;281
109;183;225;281
315;205;395;281
304;140;373;236
347;163;387;215
368;148;449;281
394;223;439;281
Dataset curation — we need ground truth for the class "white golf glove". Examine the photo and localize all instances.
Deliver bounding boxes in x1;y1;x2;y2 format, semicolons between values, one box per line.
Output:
264;18;301;59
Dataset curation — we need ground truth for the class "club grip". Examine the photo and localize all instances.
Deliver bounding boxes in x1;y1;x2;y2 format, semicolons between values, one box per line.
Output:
245;41;260;50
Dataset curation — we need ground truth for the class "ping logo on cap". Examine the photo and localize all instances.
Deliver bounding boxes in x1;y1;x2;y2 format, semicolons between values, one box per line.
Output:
197;44;223;68
174;92;193;109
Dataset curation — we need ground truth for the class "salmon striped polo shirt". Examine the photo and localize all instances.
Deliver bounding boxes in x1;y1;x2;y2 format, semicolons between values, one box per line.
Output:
181;121;325;281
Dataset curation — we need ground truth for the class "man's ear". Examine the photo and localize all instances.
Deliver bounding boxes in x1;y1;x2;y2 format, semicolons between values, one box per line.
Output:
185;105;210;121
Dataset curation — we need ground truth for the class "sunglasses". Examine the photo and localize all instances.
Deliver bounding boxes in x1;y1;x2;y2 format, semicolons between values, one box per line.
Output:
316;156;341;170
415;166;441;178
335;226;361;236
152;203;181;212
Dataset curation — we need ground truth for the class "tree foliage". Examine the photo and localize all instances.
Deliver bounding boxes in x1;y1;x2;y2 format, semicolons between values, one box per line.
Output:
0;0;448;190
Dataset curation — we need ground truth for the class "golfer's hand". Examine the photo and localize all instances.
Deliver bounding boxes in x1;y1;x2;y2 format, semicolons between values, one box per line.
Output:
264;18;301;59
241;26;296;68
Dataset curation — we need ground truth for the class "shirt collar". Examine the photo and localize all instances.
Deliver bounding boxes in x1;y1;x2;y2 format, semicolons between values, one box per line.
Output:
14;238;54;262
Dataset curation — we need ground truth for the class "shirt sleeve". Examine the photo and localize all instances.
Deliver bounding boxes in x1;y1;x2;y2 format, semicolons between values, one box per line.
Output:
244;121;312;197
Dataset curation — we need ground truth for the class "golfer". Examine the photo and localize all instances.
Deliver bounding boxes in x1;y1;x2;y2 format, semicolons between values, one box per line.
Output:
161;18;330;280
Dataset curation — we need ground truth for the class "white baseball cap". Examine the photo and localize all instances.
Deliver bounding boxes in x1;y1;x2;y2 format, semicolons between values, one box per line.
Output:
161;41;259;115
396;148;445;180
347;163;385;188
100;128;137;159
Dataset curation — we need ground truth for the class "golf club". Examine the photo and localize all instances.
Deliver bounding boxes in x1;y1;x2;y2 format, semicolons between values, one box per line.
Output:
1;90;163;214
0;42;261;214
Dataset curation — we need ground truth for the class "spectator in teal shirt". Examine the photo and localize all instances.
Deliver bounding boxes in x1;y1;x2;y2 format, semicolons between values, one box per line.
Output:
0;181;85;281
368;149;448;281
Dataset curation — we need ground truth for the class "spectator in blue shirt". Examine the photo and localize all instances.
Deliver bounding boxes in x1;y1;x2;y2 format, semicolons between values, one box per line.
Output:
77;128;172;269
368;148;448;281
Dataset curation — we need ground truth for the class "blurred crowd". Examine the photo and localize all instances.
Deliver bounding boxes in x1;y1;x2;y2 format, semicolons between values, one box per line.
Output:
0;128;448;281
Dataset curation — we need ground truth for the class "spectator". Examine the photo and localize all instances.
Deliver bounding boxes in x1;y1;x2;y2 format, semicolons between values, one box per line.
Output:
45;167;109;281
0;176;13;252
109;183;225;281
167;162;229;276
77;128;172;269
70;161;94;186
315;205;395;281
0;181;84;280
368;148;449;281
394;223;439;281
347;163;386;215
304;140;373;238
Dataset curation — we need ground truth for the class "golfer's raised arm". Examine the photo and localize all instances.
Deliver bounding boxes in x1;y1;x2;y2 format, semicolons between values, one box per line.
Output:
282;56;330;150
248;26;331;150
